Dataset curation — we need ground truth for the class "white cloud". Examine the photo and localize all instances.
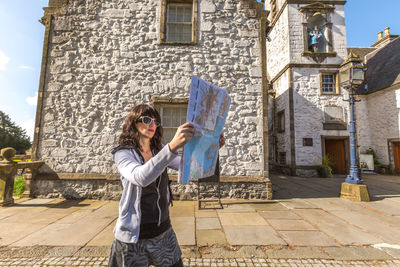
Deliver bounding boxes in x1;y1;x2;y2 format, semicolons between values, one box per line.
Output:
0;50;10;71
22;119;35;141
19;65;34;70
26;93;38;106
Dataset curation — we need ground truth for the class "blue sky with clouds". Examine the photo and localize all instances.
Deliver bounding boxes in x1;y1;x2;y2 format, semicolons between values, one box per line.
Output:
0;0;399;141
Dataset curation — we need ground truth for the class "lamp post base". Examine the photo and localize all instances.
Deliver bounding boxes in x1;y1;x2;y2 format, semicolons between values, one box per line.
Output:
340;182;370;202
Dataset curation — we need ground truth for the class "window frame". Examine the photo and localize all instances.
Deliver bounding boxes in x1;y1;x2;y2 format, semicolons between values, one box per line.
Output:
320;71;340;95
277;110;285;133
150;96;189;145
160;0;198;45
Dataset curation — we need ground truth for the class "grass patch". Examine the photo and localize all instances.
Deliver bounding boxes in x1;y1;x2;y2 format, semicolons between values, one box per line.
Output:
13;176;25;197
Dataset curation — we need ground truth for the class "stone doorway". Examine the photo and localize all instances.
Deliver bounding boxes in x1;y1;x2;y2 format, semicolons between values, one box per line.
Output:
393;141;400;173
323;138;347;174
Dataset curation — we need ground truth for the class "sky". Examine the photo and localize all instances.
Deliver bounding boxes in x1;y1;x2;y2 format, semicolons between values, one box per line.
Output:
0;0;399;141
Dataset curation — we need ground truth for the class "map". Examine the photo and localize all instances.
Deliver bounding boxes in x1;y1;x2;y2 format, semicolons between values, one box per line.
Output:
178;76;231;184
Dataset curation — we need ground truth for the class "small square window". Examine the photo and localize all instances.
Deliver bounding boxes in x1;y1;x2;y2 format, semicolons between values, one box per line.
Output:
320;72;339;94
160;0;197;44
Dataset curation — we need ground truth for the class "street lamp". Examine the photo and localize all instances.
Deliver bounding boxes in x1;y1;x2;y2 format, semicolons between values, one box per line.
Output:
338;52;370;201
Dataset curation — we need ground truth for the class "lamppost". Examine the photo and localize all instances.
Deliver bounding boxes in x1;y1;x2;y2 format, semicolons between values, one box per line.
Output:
338;52;370;201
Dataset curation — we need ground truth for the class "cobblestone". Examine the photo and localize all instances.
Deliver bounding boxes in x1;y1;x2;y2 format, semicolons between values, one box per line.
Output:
0;257;398;266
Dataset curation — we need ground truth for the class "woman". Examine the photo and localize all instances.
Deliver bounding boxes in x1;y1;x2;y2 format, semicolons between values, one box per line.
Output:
109;104;195;267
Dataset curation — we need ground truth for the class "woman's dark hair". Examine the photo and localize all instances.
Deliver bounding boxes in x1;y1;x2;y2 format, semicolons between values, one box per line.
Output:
118;104;163;152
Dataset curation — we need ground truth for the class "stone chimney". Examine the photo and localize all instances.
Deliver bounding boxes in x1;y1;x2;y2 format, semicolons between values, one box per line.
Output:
372;27;399;48
384;27;390;37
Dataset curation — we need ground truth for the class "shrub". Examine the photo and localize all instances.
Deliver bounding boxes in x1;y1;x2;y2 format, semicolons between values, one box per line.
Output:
13;176;25;197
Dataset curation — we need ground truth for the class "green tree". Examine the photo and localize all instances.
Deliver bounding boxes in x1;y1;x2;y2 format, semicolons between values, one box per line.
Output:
0;111;32;154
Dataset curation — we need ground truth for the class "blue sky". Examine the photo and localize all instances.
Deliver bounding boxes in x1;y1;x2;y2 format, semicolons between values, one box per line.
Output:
0;0;399;141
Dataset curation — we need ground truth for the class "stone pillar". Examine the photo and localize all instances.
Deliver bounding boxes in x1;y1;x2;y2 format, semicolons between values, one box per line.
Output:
22;169;33;198
0;148;18;206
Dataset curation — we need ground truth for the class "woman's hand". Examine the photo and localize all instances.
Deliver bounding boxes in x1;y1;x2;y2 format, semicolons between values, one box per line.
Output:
219;133;225;149
168;123;195;153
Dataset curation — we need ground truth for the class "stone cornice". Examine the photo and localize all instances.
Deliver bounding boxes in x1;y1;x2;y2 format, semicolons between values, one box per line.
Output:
270;63;341;83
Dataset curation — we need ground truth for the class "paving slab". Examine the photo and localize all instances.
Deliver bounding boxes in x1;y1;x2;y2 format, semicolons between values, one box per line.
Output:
85;201;118;219
294;209;383;245
0;222;48;246
55;210;94;224
361;201;400;216
278;231;339;247
303;198;348;211
264;247;331;259
218;212;268;226
279;199;318;210
170;206;194;217
171;216;195;246
379;247;400;259
267;219;316;231
249;202;289;211
217;203;256;213
13;217;113;247
223;225;286;246
196;217;221;230
194;210;217;218
86;219;116;246
323;247;394;260
196;230;227;247
258;210;301;220
331;210;400;244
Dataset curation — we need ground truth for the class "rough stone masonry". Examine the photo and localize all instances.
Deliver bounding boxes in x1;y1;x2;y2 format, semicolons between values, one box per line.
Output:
32;0;271;199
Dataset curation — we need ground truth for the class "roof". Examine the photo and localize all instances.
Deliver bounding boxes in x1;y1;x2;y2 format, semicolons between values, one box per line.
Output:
346;47;376;61
356;37;400;94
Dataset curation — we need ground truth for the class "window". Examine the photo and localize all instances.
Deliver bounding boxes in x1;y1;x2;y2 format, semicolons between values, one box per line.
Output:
161;106;188;144
320;72;339;94
160;0;198;44
167;4;192;42
277;110;285;133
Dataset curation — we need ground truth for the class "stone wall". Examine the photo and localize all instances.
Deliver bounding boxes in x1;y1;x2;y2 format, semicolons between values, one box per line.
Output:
293;67;349;167
356;86;400;166
266;5;290;79
36;0;266;183
31;178;272;200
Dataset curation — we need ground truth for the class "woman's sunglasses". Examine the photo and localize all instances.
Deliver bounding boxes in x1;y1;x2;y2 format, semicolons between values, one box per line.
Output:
138;116;160;127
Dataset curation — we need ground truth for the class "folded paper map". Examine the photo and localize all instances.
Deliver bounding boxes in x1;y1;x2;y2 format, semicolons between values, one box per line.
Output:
178;76;231;184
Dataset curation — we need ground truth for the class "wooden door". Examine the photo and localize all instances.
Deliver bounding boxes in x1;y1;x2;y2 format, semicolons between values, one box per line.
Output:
325;139;346;174
393;142;400;173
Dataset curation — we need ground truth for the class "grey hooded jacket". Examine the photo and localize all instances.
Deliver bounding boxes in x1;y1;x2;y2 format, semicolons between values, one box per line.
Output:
112;144;180;243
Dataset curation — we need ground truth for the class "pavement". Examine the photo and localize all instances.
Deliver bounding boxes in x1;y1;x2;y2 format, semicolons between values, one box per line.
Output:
1;173;400;266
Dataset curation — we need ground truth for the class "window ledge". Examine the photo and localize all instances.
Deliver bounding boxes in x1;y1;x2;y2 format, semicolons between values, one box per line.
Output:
159;41;197;46
302;51;337;57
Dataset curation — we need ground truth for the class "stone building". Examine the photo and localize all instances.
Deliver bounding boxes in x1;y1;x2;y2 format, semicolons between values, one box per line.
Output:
266;0;350;176
354;29;400;174
31;0;272;199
